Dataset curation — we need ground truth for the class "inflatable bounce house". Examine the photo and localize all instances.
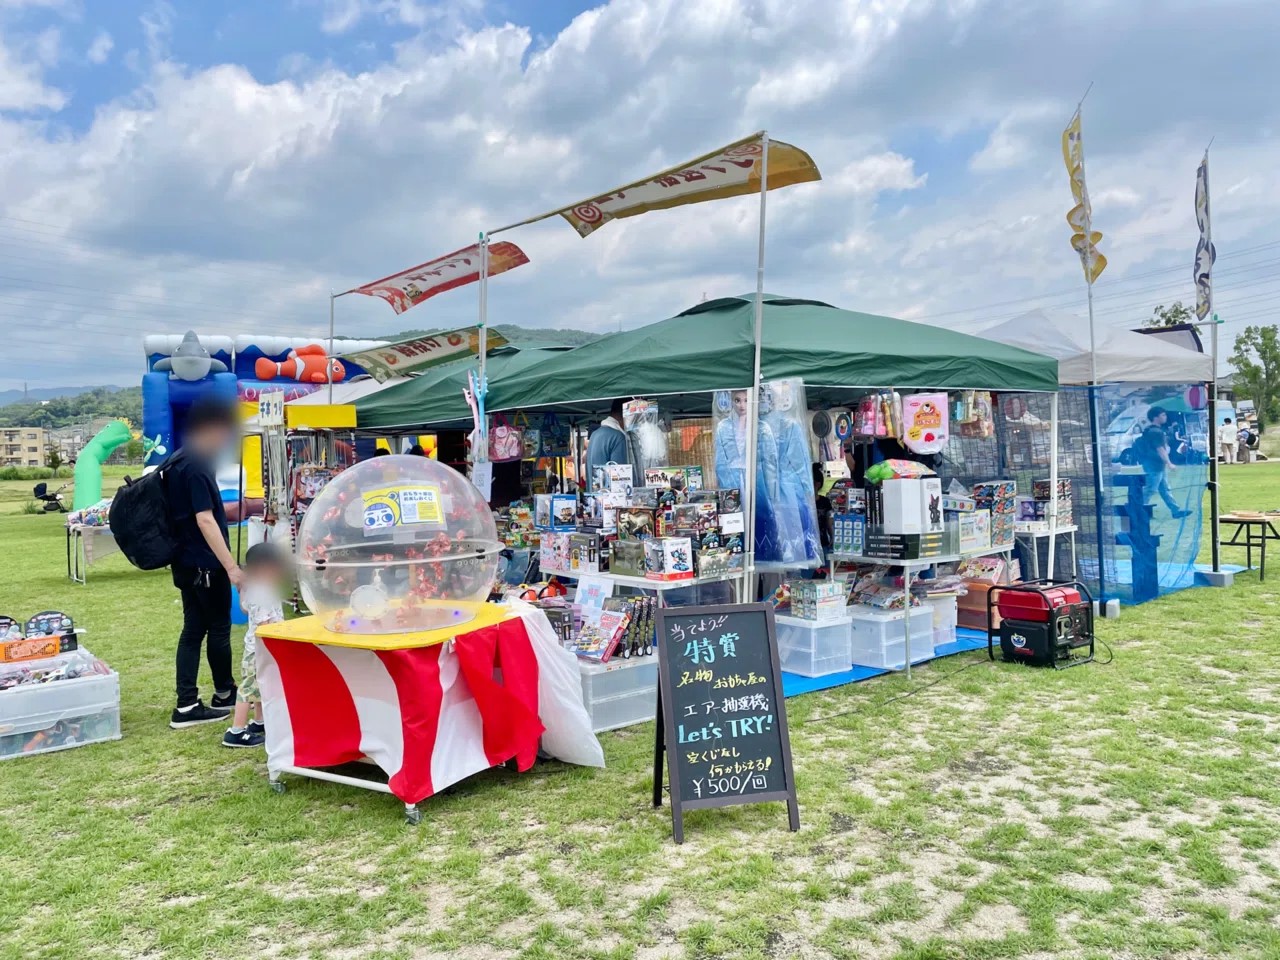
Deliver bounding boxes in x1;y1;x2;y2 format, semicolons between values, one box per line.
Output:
142;332;388;467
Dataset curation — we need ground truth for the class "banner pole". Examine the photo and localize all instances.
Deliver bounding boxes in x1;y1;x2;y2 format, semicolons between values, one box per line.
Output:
743;133;770;602
478;233;490;461
328;291;336;404
1205;147;1220;573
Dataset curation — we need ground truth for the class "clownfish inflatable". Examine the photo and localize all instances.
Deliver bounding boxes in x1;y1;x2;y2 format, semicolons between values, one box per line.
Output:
255;344;346;384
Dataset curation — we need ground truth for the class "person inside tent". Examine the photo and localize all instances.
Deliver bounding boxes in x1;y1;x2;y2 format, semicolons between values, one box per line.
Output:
584;398;635;491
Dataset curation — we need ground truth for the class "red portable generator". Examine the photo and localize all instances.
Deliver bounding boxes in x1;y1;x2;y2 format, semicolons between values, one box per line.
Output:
987;579;1094;669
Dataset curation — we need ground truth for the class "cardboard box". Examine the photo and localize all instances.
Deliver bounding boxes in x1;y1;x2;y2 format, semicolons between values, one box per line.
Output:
616;508;655;540
550;494;578;531
881;478;925;534
920;476;944;534
645;537;695;580
610;539;646;577
717;488;742;513
957;511;991;553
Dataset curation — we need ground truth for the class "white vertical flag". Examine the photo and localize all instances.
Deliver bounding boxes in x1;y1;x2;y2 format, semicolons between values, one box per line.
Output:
1194;153;1216;320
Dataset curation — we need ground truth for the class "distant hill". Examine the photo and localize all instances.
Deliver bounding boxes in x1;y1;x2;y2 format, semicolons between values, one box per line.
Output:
0;386;143;429
376;323;604;348
0;384;127;408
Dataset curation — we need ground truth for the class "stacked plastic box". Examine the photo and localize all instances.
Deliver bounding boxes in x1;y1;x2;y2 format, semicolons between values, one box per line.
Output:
578;658;659;733
775;614;852;677
849;606;934;669
920;595;958;650
0;647;121;759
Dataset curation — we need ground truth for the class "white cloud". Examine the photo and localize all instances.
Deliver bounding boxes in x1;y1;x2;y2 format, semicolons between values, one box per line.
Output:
86;30;113;65
3;0;1280;389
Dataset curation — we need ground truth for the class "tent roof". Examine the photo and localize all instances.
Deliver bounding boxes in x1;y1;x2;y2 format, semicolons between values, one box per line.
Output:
980;309;1212;384
485;294;1058;417
355;345;576;430
288;376;407;406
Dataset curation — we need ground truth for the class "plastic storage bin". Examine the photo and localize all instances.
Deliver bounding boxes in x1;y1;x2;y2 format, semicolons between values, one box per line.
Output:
578;657;658;733
0;648;121;759
849;606;934;670
775;614;852;678
921;596;958;650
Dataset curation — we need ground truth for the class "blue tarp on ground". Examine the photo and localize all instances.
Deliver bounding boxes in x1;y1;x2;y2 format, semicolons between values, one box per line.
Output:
781;628;989;698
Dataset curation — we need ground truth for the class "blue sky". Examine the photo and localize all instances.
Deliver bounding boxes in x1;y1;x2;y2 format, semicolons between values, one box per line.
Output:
1;0;1278;390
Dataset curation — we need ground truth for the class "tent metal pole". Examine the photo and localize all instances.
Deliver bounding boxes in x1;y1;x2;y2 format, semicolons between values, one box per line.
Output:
328;292;336;405
1087;386;1108;605
743;132;769;601
1047;391;1059;580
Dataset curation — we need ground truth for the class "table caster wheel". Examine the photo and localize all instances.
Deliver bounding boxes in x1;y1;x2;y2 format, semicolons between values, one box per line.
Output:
270;780;286;795
404;805;421;826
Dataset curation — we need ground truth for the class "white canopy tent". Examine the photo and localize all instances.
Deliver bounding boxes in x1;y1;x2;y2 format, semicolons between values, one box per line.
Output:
978;309;1212;384
977;308;1214;600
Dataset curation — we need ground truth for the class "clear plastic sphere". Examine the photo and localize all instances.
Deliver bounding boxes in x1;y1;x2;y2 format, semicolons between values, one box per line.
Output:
295;455;501;634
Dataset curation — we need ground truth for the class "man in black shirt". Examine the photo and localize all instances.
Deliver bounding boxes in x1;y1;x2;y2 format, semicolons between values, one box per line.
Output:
167;398;245;728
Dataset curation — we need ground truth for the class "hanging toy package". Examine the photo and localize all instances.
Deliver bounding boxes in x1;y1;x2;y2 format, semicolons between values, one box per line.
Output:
761;378;822;569
959;391;994;439
623;398;668;473
902;393;949;455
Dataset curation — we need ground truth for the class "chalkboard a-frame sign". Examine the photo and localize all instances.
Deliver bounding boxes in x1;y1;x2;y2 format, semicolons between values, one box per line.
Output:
652;603;800;843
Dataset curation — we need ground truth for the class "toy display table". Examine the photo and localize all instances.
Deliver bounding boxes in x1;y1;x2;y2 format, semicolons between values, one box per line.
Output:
256;601;603;823
1219;514;1280;581
66;525;118;584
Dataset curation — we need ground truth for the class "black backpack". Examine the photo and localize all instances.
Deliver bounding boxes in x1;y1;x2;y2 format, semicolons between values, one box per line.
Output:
109;454;183;570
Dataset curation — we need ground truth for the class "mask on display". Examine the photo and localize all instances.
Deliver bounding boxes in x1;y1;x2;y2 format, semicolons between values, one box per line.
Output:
623;398;668;471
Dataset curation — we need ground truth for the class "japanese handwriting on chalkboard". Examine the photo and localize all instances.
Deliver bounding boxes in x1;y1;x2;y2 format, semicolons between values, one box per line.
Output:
668;614;729;645
712;672;768;688
678;669;714;687
682;701;717;718
721;693;771;713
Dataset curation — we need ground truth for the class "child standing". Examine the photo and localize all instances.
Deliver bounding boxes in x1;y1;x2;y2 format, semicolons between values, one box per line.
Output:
223;542;286;749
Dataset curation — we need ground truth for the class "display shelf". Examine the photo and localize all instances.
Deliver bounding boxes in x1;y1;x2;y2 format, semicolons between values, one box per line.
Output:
829;543;1015;566
1014;523;1078;536
540;567;743;592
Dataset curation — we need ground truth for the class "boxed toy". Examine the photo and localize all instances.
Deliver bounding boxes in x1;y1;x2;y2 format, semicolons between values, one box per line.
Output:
540;532;572;573
790;580;847;621
880;479;924;534
534;494;553;530
610;539;647;577
550;494;578;531
644;537;695;581
616;508;656;540
957;511;991;553
717;488;742;513
833;514;866;554
569;533;607;574
920;476;944;535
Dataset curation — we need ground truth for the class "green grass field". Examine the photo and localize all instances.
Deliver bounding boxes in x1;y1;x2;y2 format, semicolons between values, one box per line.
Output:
2;466;1279;959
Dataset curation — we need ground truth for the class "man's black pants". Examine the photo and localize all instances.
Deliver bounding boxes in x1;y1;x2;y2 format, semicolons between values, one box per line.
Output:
172;565;234;708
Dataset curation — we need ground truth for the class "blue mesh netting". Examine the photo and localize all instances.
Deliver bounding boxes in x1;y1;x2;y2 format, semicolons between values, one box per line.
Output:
938;385;1207;605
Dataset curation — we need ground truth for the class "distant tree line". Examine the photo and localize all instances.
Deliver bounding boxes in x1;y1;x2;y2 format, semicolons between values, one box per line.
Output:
0;386;143;429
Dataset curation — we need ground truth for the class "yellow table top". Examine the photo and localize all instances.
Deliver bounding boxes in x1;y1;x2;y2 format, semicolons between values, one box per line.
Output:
256;601;515;651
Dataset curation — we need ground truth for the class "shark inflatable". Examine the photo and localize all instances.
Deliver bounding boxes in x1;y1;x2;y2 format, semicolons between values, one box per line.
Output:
153;331;229;382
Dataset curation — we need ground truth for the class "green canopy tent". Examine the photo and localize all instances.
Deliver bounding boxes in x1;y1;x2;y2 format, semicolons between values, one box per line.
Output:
487;294;1058;416
356;344;577;431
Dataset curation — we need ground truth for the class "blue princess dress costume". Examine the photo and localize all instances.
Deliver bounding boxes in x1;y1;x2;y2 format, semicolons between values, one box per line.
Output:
714;414;781;564
770;411;822;566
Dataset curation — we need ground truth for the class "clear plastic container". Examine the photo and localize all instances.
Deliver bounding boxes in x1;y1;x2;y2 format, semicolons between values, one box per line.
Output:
921;596;959;650
578;656;659;703
0;652;121;760
775;614;852;677
295;456;502;635
849;606;934;669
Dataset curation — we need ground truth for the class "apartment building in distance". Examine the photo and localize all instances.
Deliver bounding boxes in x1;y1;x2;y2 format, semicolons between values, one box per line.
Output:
0;426;47;468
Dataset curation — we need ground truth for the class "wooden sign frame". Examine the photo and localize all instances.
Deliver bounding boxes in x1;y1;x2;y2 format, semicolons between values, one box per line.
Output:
652;602;800;843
